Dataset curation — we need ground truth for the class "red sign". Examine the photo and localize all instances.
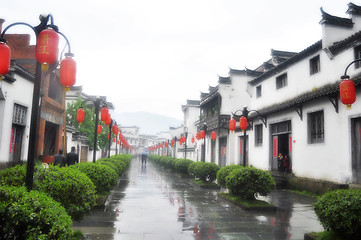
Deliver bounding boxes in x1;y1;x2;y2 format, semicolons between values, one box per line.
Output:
273;138;278;157
289;136;292;152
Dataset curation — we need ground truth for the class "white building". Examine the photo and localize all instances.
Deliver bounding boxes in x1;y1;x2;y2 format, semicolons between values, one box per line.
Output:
197;2;361;185
0;62;33;169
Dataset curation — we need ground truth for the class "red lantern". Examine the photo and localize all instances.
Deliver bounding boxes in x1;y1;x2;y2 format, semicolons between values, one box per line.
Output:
180;136;185;145
171;139;175;146
340;79;356;109
211;131;216;141
35;28;59;71
97;125;102;134
76;108;85;124
112;125;119;135
0;42;11;80
200;130;205;139
101;107;109;122
240;116;247;131
59;54;76;91
113;138;116;143
229;118;236;132
165;142;168;148
105;115;112;126
191;137;195;143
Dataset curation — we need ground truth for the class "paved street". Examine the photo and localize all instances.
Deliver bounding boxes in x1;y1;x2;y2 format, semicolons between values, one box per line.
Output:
73;158;323;240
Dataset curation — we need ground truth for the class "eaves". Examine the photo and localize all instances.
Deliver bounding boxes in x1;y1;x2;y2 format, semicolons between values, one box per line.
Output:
249;41;322;86
249;74;361;118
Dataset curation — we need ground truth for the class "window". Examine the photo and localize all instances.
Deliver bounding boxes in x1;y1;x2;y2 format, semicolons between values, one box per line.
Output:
308;110;324;144
254;124;263;146
310;55;320;75
256;85;262;98
354;45;361;69
276;73;287;89
13;104;27;126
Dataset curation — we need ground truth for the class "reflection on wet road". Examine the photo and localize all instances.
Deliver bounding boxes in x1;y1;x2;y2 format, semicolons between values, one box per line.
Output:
73;158;323;240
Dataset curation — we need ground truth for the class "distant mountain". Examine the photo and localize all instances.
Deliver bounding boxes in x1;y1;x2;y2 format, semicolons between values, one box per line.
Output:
113;111;183;135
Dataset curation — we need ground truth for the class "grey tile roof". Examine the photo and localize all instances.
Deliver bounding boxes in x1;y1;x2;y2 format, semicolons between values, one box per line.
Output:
249;75;361;118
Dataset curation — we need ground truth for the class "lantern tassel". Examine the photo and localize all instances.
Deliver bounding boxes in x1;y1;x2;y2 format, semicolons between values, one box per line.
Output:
41;63;49;72
64;87;70;92
0;75;3;81
347;104;352;110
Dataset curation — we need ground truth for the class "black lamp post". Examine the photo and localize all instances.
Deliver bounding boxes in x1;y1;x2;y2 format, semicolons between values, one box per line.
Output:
231;106;266;167
173;137;177;158
201;123;207;162
0;15;73;191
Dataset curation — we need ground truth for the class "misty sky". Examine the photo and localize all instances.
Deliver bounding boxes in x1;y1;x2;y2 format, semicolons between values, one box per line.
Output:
1;0;356;120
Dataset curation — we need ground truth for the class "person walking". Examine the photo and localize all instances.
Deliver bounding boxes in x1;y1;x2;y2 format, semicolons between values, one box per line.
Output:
141;150;148;165
53;149;66;167
66;146;79;166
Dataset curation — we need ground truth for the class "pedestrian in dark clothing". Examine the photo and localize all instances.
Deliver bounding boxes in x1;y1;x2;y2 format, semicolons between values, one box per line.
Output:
66;146;79;166
53;149;66;167
141;151;148;165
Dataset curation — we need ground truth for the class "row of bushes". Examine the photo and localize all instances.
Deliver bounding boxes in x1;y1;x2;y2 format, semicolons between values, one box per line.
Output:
149;155;220;182
149;156;275;201
0;154;132;239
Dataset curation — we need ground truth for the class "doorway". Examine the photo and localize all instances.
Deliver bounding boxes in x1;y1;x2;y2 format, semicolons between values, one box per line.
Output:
44;121;58;155
270;121;292;171
9;125;24;166
351;117;361;183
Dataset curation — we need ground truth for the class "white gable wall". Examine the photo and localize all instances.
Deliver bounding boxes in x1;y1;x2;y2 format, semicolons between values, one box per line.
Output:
0;74;33;165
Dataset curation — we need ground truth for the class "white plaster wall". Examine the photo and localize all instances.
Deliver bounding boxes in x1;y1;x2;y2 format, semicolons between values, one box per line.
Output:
0;74;33;164
248;93;361;183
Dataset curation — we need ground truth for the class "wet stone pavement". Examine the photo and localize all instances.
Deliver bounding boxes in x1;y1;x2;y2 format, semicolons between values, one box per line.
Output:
72;158;323;240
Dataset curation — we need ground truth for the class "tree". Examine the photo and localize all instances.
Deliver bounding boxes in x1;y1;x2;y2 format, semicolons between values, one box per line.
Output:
66;98;110;151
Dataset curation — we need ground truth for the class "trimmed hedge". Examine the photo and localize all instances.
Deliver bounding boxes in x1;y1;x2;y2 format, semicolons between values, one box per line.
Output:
97;154;131;176
188;161;220;183
34;166;97;220
174;159;194;175
0;164;26;187
314;189;361;239
0;186;75;239
70;162;118;194
225;167;275;200
217;165;243;188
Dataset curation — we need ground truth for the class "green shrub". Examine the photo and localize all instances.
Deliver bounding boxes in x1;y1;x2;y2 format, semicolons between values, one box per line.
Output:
96;160;118;174
175;159;194;175
225;167;275;200
217;165;243;188
70;162;118;194
0;186;75;239
34;166;96;220
314;189;361;239
188;162;220;183
0;164;26;187
97;158;124;176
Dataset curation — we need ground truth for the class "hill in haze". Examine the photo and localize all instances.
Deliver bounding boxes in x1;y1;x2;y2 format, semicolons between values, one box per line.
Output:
113;112;183;135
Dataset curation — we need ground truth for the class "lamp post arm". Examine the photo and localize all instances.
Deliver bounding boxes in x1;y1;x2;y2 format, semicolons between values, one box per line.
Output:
58;31;72;55
0;23;36;43
248;109;267;127
341;58;361;79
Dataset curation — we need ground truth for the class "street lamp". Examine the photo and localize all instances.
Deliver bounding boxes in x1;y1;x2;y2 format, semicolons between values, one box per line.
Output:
229;106;266;167
340;59;360;109
201;123;207;162
0;15;75;191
